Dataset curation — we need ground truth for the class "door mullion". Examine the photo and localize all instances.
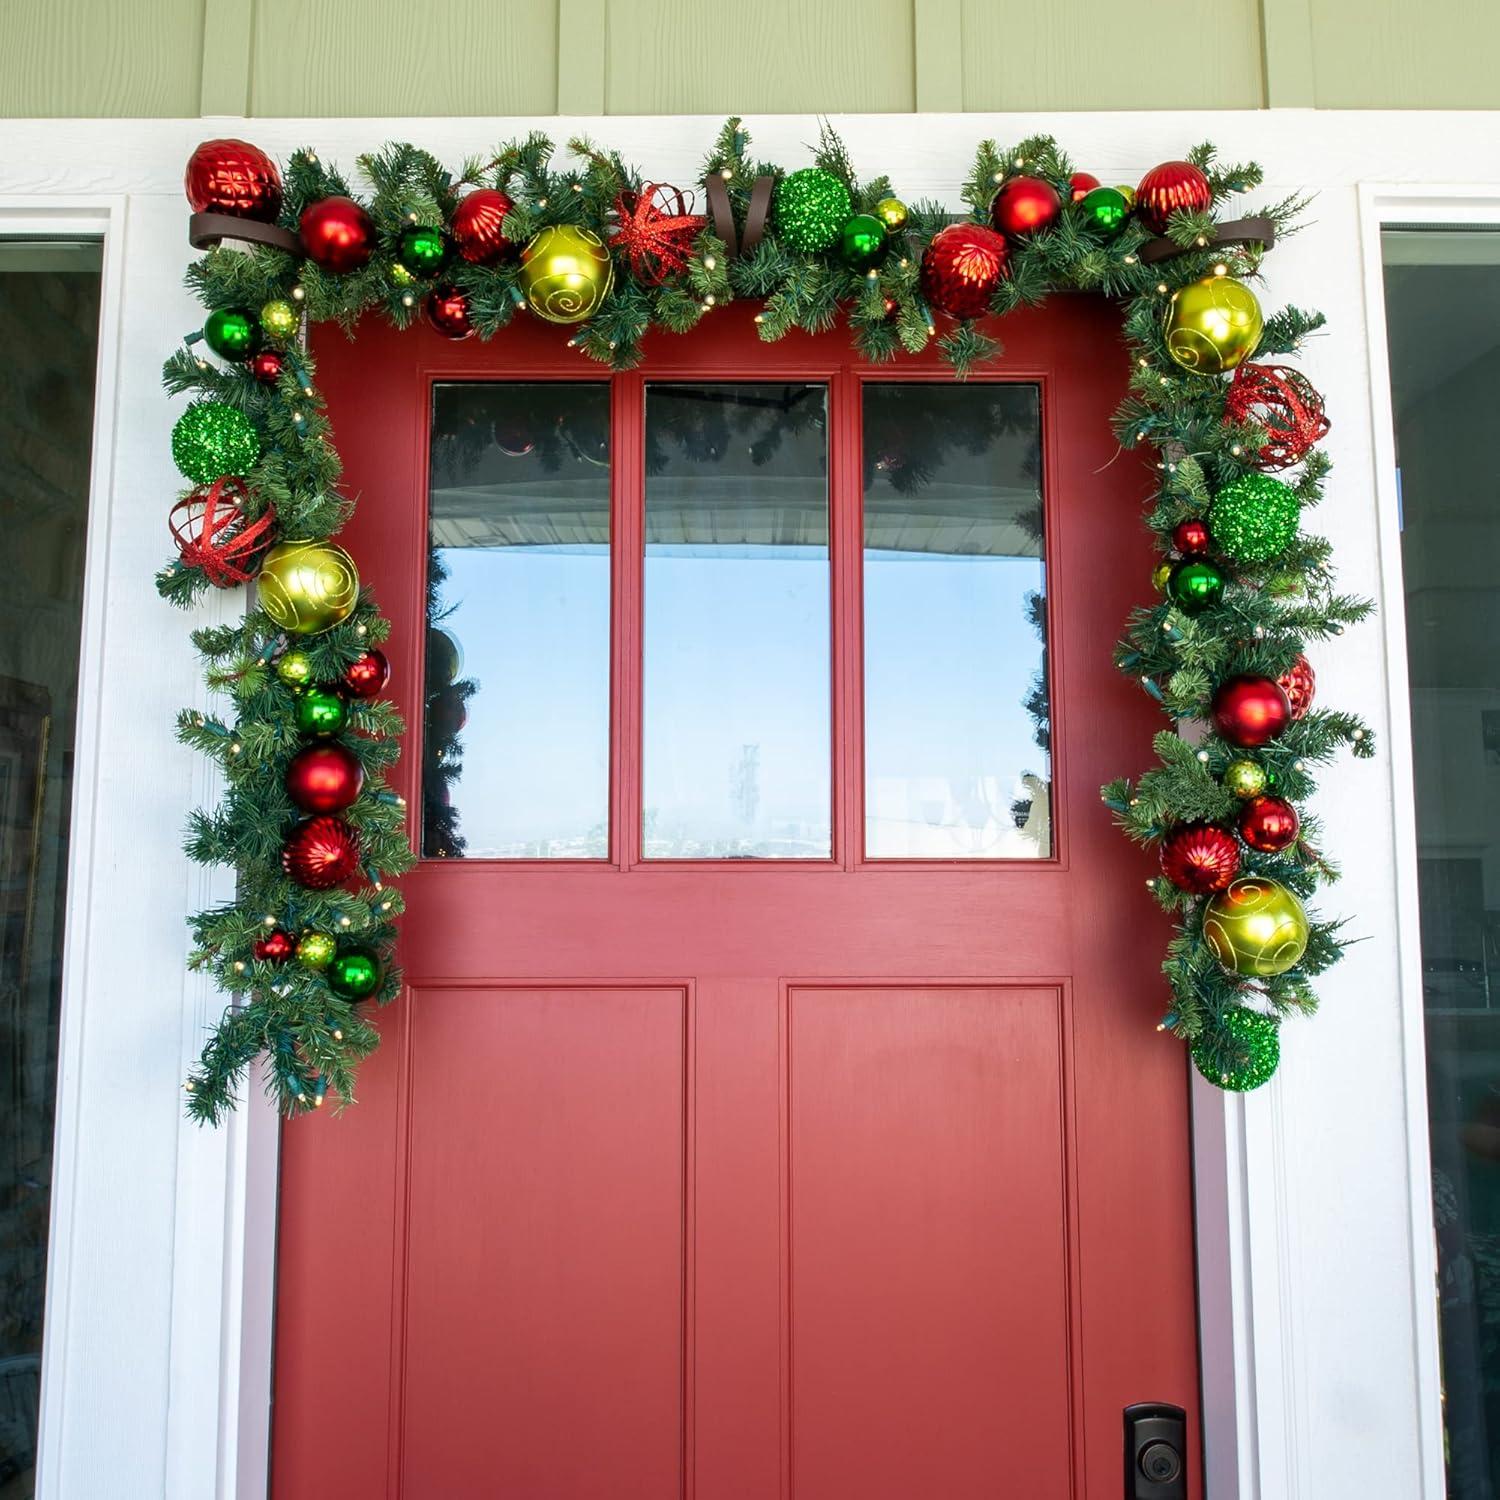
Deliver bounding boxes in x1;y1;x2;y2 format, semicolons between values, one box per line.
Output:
612;371;645;869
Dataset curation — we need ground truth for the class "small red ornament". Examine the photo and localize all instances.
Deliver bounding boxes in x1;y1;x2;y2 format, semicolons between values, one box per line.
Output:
1223;363;1331;471
1238;794;1300;854
1277;654;1316;720
920;222;1010;321
1212;675;1292;748
990;176;1062;240
253;928;295;963
298;195;375;274
425;285;473;340
452;188;516;265
286;743;364;815
1173;518;1211;556
281;815;361;889
611;183;707;285
185;139;282;221
169;477;277;588
1160;822;1241;894
248;349;284;385
1136;160;1213;233
344;648;391;699
1068;171;1101;204
427;686;468;739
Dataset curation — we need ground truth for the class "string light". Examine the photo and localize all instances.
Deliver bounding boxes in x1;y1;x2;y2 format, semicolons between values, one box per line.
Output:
290;286;305;302
703;254;716;271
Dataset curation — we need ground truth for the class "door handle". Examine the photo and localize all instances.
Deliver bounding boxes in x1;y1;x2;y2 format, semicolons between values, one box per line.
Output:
1123;1402;1187;1499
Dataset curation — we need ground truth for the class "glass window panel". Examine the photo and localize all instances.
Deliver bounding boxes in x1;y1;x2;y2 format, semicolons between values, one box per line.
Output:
425;384;610;858
863;383;1050;859
643;384;831;859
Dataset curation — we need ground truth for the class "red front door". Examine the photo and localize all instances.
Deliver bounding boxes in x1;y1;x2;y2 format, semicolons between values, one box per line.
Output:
272;299;1200;1499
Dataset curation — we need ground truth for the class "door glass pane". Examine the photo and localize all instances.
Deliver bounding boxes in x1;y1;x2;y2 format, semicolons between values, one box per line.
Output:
0;238;101;1494
643;384;830;859
426;384;610;858
1385;227;1500;1498
863;383;1050;859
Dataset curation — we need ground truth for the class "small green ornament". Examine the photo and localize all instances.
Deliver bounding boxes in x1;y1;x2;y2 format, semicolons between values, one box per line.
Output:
1079;186;1130;237
839;213;888;272
398;225;448;278
294;685;349;737
328;947;382;1002
204;307;259;361
1167;557;1225;614
260;298;299;343
296;931;336;970
773;168;853;254
274;649;315;689
171;400;261;484
1223;758;1268;799
1192;1007;1280;1093
873;196;909;232
1210;473;1301;563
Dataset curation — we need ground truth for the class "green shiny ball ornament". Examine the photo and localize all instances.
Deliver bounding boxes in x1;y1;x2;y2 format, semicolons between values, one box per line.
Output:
327;947;382;1002
1164;276;1264;375
259;298;299;343
1079;186;1130;237
296;931;336;970
274;649;315;689
1210;473;1301;563
1223;758;1269;799
873;196;909;232
1168;557;1225;614
294;685;349;737
256;539;360;634
839;213;888;271
171;400;261;484
203;307;259;361
773;168;853;253
398;224;448;278
1192;1007;1280;1093
518;225;614;325
1203;876;1310;979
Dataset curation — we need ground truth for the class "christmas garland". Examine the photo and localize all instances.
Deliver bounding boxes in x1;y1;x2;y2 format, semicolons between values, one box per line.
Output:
162;119;1371;1122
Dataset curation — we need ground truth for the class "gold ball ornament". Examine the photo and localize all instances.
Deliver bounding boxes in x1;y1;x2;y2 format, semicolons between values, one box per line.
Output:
1113;185;1137;210
518;225;614;325
1203;876;1310;978
873;196;909;232
256;539;360;635
1164;276;1264;375
260;298;299;343
1152;560;1173;593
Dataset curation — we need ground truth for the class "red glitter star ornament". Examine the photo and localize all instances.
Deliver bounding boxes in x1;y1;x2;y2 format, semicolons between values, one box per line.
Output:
610;183;707;286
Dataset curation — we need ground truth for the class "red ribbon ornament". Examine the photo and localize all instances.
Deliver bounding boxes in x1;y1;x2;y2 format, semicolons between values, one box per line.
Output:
169;476;277;587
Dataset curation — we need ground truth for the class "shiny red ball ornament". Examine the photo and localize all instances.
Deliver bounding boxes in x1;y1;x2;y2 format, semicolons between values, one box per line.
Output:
1160;822;1241;894
1173;518;1211;556
286;743;364;815
1136;161;1213;234
920;223;1010;321
248;349;284;385
184;138;283;221
298;195;375;274
1238;794;1300;854
252;928;295;963
452;188;516;265
281;815;361;889
344;648;391;699
425;285;474;340
1277;654;1316;720
990;176;1062;239
1068;171;1101;204
1211;675;1292;747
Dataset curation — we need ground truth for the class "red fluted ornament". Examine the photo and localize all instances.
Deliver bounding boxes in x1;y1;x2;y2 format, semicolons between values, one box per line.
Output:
452;188;516;265
1277;654;1316;720
252;928;295;963
1067;171;1100;204
426;285;473;340
344;649;391;699
1238;794;1300;854
298;196;375;274
286;743;364;815
185;139;282;221
920;223;1010;320
281;815;361;889
1212;675;1292;747
1136;160;1213;233
248;349;284;385
1223;363;1331;470
990;176;1062;239
1160;822;1241;894
1172;518;1210;556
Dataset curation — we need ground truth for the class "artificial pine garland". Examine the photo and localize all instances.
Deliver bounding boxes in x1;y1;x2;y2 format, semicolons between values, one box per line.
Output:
164;119;1371;1120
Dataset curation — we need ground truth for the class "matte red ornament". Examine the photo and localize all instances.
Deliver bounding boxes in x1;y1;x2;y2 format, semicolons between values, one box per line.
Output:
1136;160;1213;233
1068;171;1101;204
248;349;284;385
286;743;365;815
281;815;361;889
1173;518;1211;556
452;187;516;265
253;928;295;963
611;183;707;285
1238;794;1300;854
344;648;391;699
990;176;1062;239
298;195;375;273
1211;675;1292;748
1223;363;1331;470
920;222;1010;320
425;285;473;340
169;477;276;587
1160;821;1241;894
1277;653;1316;720
184;138;283;221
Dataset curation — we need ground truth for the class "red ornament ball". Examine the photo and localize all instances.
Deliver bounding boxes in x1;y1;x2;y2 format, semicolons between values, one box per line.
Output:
281;815;361;889
920;222;1010;321
252;928;295;963
1160;822;1241;894
1277;654;1316;720
185;138;282;221
1212;675;1292;748
169;477;277;588
299;196;375;274
1068;171;1101;204
1136;160;1213;233
426;285;473;340
1173;518;1211;556
1223;363;1331;471
1238;794;1300;854
990;176;1062;239
344;648;391;699
248;349;284;385
427;686;468;739
452;187;516;265
286;743;365;815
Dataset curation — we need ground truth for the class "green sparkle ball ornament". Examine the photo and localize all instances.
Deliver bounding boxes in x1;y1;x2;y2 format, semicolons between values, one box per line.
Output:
773;168;853;254
397;224;448;278
1210;473;1301;563
1203;875;1310;978
1078;186;1130;237
1223;758;1269;799
328;947;382;1002
838;213;888;272
274;648;315;689
1168;557;1225;614
171;400;261;484
1164;276;1263;375
294;685;348;737
203;307;259;361
1192;1007;1280;1093
259;298;299;343
873;196;909;232
295;931;336;970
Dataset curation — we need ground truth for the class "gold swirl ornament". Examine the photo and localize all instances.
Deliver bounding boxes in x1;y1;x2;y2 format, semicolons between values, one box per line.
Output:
1163;275;1263;375
1202;875;1309;977
257;539;361;635
518;225;615;325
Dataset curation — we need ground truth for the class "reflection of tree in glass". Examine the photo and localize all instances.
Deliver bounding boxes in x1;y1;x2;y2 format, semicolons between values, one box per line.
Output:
863;383;1041;496
422;549;478;859
429;384;610;486
645;384;824;475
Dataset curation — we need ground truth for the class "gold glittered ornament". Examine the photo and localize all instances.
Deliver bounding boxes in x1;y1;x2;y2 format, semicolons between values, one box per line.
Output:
518;225;614;325
256;539;360;635
1164;276;1263;375
1151;561;1173;593
260;298;299;343
873;196;909;232
1203;875;1310;978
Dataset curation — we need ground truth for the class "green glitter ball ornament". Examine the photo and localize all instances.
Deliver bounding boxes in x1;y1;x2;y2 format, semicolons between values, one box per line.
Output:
1078;186;1130;237
839;213;887;271
260;298;299;343
171;400;261;484
1192;1007;1280;1093
773;168;853;254
203;307;259;361
1223;758;1268;799
1167;557;1225;614
294;685;349;738
1210;473;1301;563
274;649;315;689
296;931;336;970
328;947;383;1002
398;224;448;278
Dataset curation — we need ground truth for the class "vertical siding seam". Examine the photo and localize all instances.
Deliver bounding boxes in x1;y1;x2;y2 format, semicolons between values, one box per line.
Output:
199;0;254;116
1258;0;1317;108
557;0;607;116
913;0;964;113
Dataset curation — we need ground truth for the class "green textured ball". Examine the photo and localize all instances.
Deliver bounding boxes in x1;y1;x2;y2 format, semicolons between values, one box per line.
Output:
1079;186;1130;237
171;400;261;484
1210;474;1301;563
1168;557;1225;614
398;224;448;278
773;168;853;253
294;685;349;737
1192;1007;1280;1093
327;947;382;1002
1223;758;1268;799
838;212;888;271
203;307;259;361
